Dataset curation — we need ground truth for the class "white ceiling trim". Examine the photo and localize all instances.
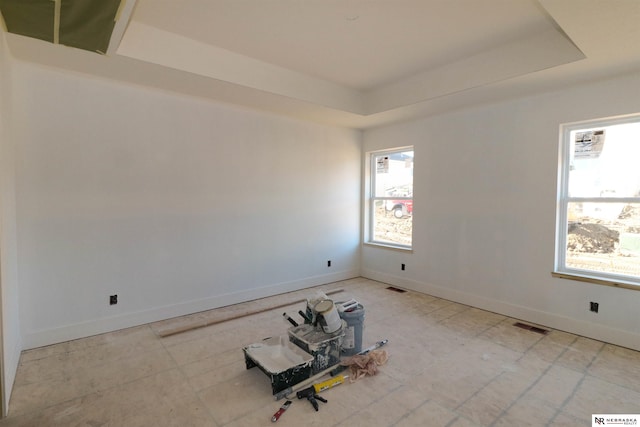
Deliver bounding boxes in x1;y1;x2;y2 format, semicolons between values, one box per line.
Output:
117;21;365;114
117;20;584;118
365;28;585;114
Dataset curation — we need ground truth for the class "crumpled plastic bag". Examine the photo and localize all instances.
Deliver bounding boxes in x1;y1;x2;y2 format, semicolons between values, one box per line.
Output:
340;349;389;382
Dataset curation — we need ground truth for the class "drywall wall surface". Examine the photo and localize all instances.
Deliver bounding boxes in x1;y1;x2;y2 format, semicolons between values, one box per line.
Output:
11;61;361;348
0;29;22;414
362;71;640;351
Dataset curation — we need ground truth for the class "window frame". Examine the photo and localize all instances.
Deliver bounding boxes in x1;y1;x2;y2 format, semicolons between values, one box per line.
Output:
554;114;640;290
365;147;414;250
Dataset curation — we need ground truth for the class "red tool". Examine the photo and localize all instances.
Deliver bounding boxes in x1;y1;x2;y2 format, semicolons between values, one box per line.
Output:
271;400;292;422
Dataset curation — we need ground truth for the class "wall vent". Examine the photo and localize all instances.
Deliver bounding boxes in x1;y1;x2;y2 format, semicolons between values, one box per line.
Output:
386;286;407;293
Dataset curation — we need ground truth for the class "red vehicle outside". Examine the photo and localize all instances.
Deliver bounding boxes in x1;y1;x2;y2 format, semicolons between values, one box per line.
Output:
385;199;413;218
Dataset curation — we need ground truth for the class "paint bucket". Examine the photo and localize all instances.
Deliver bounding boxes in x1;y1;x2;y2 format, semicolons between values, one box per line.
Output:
305;291;328;324
314;299;342;334
337;303;365;356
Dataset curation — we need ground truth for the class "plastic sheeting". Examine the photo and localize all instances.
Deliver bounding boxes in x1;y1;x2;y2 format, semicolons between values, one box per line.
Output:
0;0;122;54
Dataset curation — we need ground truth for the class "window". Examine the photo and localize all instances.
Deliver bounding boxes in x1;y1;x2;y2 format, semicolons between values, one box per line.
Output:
367;148;414;249
555;115;640;288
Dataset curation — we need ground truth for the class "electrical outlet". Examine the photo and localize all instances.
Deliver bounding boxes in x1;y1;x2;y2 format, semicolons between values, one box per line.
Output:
327;260;331;267
110;295;118;305
590;301;599;313
401;263;405;271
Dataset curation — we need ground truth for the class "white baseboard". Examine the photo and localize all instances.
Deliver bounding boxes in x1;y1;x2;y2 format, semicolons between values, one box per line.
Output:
23;270;359;349
362;269;640;352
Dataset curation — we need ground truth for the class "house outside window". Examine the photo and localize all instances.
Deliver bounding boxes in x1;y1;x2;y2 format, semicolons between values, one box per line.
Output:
555;115;640;288
367;148;414;249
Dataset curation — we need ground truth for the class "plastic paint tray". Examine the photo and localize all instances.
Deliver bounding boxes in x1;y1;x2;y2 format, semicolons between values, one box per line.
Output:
288;323;344;374
243;336;314;395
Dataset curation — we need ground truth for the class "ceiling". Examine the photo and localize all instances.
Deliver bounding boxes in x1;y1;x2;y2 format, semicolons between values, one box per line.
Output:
2;0;640;129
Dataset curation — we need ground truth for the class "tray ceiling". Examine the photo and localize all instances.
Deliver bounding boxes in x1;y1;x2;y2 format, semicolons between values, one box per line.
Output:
2;0;640;128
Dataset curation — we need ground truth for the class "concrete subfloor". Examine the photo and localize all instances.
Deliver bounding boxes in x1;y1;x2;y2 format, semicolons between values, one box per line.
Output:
2;277;640;426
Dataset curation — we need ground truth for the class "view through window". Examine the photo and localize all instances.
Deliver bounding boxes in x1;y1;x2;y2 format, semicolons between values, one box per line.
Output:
557;116;640;284
369;149;414;248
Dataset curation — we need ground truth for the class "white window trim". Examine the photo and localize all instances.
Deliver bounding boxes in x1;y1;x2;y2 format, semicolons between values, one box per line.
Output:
554;114;640;290
365;147;414;250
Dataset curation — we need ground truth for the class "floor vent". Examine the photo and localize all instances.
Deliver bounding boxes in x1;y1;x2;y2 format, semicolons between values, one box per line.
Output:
513;322;549;335
386;286;407;293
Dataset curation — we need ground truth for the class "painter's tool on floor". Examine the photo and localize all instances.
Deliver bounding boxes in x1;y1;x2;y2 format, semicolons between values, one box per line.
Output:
274;338;389;400
296;386;328;411
274;364;337;401
311;374;348;393
282;312;299;327
295;374;346;411
361;339;388;354
298;310;311;323
271;400;292;422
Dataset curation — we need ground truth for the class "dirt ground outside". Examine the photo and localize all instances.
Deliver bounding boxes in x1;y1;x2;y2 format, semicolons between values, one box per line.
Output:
566;203;640;277
373;205;412;246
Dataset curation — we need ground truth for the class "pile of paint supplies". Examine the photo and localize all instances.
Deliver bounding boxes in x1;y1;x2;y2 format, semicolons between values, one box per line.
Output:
242;290;387;397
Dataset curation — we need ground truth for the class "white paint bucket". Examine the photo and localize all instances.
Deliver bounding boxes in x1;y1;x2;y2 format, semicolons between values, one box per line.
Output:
314;299;342;334
306;291;329;324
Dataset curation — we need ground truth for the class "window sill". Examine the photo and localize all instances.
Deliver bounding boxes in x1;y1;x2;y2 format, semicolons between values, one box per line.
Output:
551;271;640;291
364;242;413;253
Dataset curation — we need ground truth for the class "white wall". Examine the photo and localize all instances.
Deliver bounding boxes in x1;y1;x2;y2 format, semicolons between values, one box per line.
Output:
7;36;639;370
11;61;362;349
0;30;21;414
363;71;640;351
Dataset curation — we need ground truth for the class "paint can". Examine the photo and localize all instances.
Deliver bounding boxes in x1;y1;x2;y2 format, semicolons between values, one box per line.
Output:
337;303;365;356
314;299;342;334
305;291;328;324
